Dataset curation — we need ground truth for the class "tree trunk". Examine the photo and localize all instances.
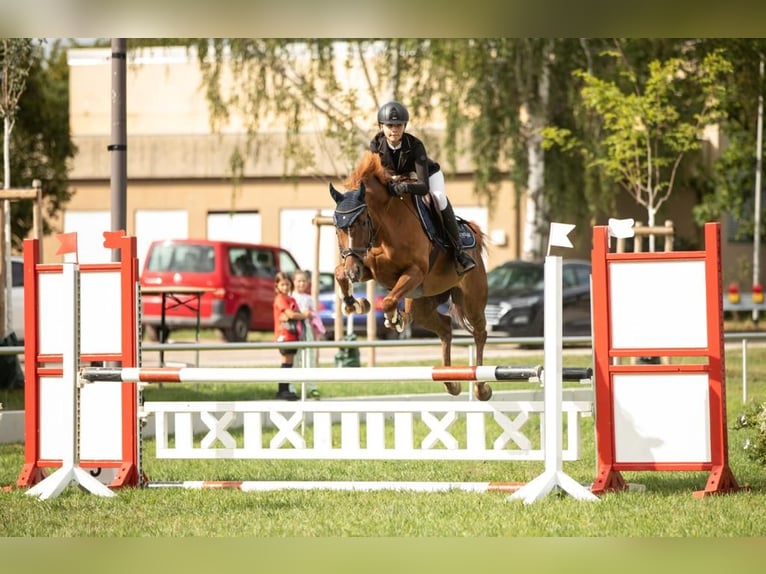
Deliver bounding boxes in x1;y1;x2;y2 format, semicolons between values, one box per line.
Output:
647;204;657;252
0;204;4;340
0;115;9;338
521;40;553;261
522;127;545;260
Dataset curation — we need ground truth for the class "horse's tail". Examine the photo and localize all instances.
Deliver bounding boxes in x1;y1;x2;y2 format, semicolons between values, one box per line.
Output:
448;300;475;335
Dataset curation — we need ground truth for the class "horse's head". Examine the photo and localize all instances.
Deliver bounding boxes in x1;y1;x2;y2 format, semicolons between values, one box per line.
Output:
329;181;373;283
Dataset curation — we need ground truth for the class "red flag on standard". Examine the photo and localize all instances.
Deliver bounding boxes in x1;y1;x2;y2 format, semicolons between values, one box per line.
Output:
103;230;125;249
55;232;78;256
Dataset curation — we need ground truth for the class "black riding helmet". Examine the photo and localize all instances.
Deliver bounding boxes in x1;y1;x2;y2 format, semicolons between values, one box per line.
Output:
377;101;409;125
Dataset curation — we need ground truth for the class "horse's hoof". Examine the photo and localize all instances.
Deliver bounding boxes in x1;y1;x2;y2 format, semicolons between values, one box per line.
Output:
444;382;462;396
474;383;492;401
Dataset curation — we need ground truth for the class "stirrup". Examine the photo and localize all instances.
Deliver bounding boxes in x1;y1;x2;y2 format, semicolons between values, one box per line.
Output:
455;252;476;275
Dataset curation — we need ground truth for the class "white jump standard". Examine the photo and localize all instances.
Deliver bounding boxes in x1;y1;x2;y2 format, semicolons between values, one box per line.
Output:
24;264;115;500
509;257;598;503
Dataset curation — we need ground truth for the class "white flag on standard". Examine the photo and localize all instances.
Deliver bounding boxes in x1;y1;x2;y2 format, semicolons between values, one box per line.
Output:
548;222;575;254
608;217;635;239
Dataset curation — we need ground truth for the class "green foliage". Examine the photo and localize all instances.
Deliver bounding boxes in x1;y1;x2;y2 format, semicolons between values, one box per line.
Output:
733;401;766;466
693;129;754;232
544;46;732;226
158;39;581;214
179;38;381;182
692;39;766;239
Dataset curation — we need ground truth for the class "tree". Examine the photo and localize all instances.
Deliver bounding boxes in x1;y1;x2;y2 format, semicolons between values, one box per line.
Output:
0;38;37;338
138;39;750;260
544;46;733;251
0;38;76;338
692;39;766;239
10;39;77;246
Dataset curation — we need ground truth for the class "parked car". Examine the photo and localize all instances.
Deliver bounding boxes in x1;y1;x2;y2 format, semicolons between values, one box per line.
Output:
318;281;401;340
10;255;24;342
317;271;336;295
140;239;300;342
484;259;592;338
317;276;444;340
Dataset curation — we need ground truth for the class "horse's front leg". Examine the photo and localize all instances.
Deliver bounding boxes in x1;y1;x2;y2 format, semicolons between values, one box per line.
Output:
381;267;423;333
334;263;372;315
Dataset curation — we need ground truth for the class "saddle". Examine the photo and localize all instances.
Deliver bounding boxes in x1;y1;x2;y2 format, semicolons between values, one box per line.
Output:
412;195;476;251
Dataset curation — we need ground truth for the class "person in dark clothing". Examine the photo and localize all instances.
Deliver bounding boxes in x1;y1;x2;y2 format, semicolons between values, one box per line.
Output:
369;100;476;275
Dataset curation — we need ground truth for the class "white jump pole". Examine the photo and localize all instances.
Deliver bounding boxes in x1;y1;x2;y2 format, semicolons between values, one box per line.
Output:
81;365;547;384
509;256;599;504
26;263;115;500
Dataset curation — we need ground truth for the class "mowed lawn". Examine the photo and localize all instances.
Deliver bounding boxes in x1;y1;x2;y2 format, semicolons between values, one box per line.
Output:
1;347;766;538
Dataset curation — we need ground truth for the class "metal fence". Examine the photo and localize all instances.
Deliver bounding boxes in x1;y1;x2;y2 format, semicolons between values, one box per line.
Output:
3;331;765;402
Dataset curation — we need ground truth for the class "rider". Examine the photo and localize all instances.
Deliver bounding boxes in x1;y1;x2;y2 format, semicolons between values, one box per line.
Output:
369;101;476;276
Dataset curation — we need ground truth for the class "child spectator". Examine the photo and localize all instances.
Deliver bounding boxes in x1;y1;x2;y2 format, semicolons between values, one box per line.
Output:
273;271;307;401
292;269;325;398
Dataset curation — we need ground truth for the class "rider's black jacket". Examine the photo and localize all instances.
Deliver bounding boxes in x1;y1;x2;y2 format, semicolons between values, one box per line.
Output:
369;131;440;196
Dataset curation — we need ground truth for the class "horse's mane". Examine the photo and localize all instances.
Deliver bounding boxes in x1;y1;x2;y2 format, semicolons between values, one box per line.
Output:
344;151;391;190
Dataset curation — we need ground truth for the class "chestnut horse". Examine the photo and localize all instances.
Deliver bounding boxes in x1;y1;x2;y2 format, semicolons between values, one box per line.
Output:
329;151;491;401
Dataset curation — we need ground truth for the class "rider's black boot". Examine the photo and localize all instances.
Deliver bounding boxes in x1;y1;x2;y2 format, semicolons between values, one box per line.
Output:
441;202;476;276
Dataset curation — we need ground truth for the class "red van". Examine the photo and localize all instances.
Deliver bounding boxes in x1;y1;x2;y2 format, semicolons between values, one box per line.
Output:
140;239;301;342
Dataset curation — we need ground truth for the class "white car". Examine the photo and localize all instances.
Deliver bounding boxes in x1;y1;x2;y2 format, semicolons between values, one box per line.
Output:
10;255;24;342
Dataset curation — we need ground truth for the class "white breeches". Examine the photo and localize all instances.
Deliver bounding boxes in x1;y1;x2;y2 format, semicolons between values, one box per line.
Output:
428;170;448;211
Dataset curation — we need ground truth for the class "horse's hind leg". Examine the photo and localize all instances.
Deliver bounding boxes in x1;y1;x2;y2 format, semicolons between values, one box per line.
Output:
452;282;491;401
473;326;490;401
410;297;460;396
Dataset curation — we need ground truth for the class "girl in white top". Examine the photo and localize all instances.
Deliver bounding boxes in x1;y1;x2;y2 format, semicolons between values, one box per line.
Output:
292;270;325;397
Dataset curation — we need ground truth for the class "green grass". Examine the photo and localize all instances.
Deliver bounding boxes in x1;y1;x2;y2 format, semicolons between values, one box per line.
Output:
2;481;765;537
1;347;766;537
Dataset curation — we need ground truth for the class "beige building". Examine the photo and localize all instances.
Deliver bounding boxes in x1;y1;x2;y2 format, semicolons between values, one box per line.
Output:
48;45;762;290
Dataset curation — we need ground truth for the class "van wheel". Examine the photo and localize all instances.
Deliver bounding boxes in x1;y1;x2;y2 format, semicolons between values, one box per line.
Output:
224;309;250;342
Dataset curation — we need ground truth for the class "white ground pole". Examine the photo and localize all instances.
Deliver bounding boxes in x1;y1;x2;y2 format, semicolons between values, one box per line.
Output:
509;256;599;504
26;263;115;500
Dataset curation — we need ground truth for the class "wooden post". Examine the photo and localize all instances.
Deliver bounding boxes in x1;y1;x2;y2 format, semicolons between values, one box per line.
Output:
0;179;44;337
628;220;675;254
0;179;43;242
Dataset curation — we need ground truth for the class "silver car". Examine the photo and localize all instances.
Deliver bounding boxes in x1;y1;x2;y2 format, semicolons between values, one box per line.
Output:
484;259;592;338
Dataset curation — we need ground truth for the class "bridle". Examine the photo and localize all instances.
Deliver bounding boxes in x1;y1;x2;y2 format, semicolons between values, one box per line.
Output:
334;203;375;263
